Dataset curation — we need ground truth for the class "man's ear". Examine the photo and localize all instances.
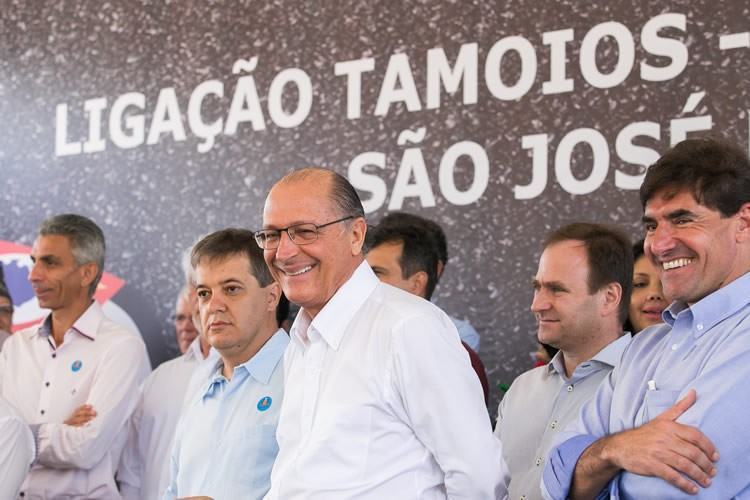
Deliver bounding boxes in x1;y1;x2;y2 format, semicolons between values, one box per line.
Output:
79;263;99;294
266;282;281;312
407;271;429;300
735;202;750;243
599;282;622;318
350;217;368;256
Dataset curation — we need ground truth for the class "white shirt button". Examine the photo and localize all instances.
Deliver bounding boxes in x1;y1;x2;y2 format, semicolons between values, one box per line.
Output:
535;457;543;466
567;385;574;392
550;420;558;429
696;323;704;331
672;343;679;351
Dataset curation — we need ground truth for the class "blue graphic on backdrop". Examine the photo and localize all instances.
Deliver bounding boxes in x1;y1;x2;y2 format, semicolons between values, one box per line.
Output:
1;261;35;306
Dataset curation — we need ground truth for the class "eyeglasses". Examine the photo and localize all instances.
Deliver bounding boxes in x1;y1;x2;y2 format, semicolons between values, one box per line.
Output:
0;306;12;316
254;215;356;250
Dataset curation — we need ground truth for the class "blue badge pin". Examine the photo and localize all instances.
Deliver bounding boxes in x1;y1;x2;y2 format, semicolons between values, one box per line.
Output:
71;360;83;372
257;396;272;412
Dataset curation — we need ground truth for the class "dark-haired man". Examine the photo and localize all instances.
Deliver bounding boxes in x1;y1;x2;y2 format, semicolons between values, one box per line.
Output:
164;228;287;499
375;211;481;351
543;138;750;499
366;220;490;404
261;168;502;499
0;213;150;499
495;223;632;500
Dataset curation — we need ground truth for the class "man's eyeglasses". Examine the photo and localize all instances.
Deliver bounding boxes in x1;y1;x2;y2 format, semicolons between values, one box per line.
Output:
254;215;356;250
0;306;12;316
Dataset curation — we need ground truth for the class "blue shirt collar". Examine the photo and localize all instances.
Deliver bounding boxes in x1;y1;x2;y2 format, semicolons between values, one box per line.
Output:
663;271;750;338
201;329;289;399
548;332;631;377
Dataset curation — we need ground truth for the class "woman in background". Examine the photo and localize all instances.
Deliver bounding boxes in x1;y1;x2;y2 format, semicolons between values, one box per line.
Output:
626;239;668;333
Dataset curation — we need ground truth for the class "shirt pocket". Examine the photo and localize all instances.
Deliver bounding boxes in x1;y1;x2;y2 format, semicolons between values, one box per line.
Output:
643;389;680;422
225;423;279;488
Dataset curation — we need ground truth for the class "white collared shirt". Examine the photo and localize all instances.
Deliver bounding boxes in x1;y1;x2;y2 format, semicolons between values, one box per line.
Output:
118;338;217;500
0;396;35;499
0;301;151;499
266;262;503;499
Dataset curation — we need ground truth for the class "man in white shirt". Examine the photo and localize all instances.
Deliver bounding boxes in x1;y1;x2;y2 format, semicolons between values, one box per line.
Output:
259;168;503;499
118;286;215;500
494;223;632;500
0;213;150;499
0;395;35;499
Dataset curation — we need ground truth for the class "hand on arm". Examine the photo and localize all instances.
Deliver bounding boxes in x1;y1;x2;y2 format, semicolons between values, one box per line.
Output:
63;404;97;427
571;390;718;498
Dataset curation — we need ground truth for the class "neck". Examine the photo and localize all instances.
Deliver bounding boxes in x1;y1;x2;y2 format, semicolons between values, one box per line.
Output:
50;298;92;346
561;326;621;378
199;337;211;359
220;321;278;380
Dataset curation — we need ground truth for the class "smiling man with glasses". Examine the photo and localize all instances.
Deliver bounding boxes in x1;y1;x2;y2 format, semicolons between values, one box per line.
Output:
262;167;503;500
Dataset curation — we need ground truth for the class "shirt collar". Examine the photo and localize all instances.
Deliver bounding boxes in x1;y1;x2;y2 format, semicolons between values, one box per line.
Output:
185;336;207;362
547;332;631;377
663;271;750;338
200;329;289;399
290;260;378;351
36;301;102;341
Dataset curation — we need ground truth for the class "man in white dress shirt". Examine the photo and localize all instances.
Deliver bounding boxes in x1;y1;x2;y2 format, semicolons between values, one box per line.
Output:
259;168;503;499
118;286;215;500
0;213;150;499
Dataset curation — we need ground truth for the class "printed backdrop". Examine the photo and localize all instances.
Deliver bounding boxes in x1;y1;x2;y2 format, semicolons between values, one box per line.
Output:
1;0;748;411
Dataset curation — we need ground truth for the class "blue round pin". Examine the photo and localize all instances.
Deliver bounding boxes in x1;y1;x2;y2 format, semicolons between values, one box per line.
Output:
71;360;83;372
257;396;272;412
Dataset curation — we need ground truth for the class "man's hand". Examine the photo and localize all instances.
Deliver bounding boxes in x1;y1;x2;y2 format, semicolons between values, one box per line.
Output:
604;389;718;494
572;389;719;498
64;404;97;427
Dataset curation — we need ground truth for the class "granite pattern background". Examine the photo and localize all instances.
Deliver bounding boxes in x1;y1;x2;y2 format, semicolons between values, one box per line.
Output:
1;0;749;414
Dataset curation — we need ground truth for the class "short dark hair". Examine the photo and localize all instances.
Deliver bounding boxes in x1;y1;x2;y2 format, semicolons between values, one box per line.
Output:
367;222;440;300
640;137;750;216
276;293;290;328
191;228;274;287
544;223;633;323
38;214;106;297
279;167;365;219
376;212;448;266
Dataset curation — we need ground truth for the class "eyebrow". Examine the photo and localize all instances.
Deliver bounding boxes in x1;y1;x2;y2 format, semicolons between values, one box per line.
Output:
195;278;244;288
532;279;569;291
642;208;697;224
30;254;61;264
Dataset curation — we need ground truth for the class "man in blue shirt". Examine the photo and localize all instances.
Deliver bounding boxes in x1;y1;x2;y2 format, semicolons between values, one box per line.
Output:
164;228;288;500
542;137;750;499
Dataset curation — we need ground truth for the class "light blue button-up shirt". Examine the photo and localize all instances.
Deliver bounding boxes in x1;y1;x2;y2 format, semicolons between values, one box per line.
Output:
163;329;288;500
543;272;750;499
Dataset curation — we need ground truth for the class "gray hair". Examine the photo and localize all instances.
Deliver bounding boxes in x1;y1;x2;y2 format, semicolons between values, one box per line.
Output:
38;214;105;297
278;167;365;219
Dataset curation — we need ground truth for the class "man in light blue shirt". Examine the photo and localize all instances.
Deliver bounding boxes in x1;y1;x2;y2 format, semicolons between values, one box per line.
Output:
164;229;288;500
542;137;750;499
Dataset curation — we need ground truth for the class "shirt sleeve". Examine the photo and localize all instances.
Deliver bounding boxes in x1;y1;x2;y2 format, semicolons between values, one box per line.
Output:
493;387;512;496
35;335;150;469
391;310;505;499
117;383;147;500
0;411;35;499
